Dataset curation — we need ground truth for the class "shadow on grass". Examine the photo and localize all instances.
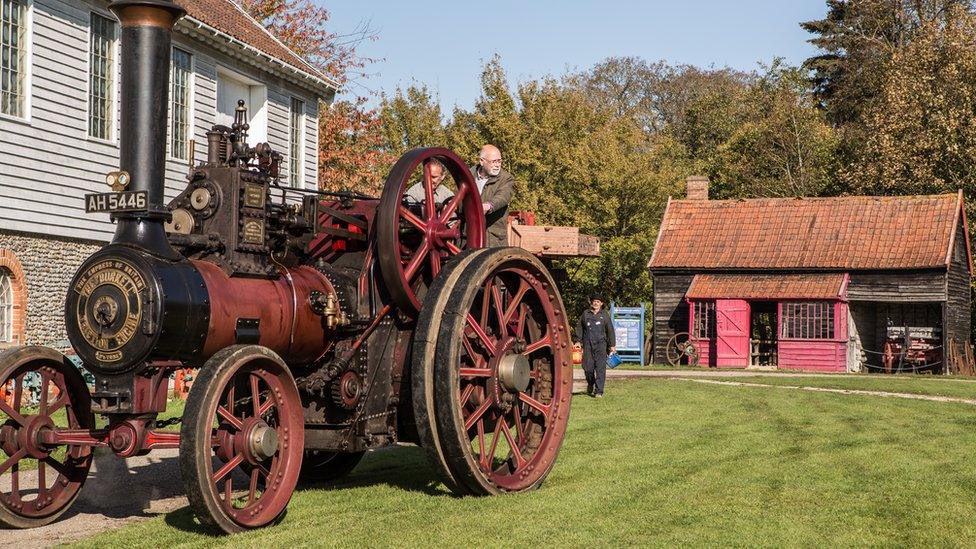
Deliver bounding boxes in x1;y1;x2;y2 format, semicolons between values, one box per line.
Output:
161;445;453;534
298;445;454;498
162;507;220;536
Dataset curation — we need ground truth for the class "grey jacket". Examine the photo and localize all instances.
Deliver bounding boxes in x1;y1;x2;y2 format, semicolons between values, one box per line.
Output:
470;166;515;247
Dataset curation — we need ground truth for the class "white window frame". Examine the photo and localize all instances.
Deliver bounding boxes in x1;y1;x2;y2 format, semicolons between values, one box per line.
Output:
215;65;267;145
0;270;12;344
0;0;32;123
168;45;194;161
86;9;118;144
289;96;306;188
780;301;836;340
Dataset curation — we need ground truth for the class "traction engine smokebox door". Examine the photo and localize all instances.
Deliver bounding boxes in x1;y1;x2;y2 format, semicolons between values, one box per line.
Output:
716;299;750;367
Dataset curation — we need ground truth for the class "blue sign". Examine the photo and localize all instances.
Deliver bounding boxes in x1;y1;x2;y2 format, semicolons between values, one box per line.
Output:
610;303;646;365
614;319;642;351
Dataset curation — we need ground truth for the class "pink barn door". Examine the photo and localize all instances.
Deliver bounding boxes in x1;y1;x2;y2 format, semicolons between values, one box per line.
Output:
715;299;750;367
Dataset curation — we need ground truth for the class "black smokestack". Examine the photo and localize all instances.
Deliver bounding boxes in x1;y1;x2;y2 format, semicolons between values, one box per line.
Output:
108;0;186;259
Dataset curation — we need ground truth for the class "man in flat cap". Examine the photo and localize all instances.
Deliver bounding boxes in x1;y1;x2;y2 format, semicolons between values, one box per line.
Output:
575;293;616;397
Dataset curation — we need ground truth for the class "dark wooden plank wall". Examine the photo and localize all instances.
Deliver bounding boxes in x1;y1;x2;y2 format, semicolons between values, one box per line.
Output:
651;274;693;364
850;302;943;365
847;271;947;302
945;221;972;345
848;304;877;359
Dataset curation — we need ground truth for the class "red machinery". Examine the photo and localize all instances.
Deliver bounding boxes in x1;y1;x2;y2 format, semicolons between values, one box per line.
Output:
0;1;572;534
882;326;942;373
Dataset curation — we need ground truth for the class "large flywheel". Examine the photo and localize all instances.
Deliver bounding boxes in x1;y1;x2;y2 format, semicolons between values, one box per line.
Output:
377;148;486;317
413;248;573;495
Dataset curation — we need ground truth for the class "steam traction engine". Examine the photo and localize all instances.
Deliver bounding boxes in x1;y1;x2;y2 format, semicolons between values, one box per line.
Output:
0;1;573;534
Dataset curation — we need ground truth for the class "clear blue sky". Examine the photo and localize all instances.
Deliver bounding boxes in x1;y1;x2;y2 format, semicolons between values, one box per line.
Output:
323;1;828;111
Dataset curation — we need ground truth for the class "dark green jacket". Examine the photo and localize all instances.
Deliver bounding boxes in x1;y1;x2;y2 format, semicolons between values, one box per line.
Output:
470;166;515;247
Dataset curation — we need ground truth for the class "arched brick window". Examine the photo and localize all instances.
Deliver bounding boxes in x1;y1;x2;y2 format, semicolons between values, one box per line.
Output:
0;273;12;342
0;250;27;348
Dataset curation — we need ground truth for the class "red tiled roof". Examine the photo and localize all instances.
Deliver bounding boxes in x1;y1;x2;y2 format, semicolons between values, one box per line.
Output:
649;193;966;270
686;273;848;300
177;0;333;87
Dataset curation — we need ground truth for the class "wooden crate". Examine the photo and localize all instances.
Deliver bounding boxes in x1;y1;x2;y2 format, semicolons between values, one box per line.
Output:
508;224;600;257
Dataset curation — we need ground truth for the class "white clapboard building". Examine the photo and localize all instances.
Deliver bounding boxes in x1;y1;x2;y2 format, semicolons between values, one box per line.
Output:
0;0;337;349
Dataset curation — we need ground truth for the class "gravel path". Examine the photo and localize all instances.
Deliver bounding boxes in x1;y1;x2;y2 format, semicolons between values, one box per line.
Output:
0;448;186;547
674;377;976;406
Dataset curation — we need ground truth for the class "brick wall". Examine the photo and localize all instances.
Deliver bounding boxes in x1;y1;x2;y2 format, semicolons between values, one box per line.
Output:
0;248;28;348
0;231;102;350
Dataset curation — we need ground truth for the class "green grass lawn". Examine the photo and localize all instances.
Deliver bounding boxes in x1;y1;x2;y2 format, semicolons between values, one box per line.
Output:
730;374;976;401
71;377;976;547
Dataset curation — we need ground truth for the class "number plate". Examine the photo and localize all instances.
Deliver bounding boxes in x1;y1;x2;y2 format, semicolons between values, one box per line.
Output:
85;191;148;214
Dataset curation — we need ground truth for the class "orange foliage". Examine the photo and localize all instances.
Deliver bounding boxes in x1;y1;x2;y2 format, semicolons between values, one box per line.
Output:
240;0;390;191
319;98;393;194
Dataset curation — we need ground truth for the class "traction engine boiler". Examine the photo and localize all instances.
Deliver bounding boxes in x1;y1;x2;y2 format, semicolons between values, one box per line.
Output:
0;1;573;533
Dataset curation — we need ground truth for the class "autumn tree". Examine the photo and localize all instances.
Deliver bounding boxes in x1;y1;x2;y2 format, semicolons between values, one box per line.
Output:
317;98;390;193
712;62;839;198
642;60;838;200
843;4;976;198
240;0;389;192
574;57;750;134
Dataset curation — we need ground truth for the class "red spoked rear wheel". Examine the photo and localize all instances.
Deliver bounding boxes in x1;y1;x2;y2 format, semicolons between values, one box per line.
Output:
0;347;93;529
180;345;304;534
424;248;573;495
377;148;485;317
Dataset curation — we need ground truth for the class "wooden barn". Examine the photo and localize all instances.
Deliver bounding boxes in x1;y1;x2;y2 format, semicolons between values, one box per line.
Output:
648;180;972;373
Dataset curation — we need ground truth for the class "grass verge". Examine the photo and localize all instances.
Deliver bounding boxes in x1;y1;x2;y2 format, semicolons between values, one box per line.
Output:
72;377;976;547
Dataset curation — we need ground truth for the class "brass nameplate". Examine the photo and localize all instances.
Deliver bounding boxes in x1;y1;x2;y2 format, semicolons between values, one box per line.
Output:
73;259;147;363
243;184;266;209
242;218;265;245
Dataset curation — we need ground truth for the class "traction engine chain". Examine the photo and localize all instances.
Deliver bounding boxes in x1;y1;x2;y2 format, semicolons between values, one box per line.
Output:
153;416;183;429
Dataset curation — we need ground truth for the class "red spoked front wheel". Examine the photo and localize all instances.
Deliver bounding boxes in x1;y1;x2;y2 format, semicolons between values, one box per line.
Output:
421;248;573;495
0;346;93;529
377;148;485;317
180;345;304;533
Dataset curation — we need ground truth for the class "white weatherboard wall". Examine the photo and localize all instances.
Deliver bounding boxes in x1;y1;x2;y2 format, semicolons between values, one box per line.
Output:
0;0;321;243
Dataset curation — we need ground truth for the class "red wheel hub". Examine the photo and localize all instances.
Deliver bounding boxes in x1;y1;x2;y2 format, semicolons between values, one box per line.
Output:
17;414;55;460
427;219;461;249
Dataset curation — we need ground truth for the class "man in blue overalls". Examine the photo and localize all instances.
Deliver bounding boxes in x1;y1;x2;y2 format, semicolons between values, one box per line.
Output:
575;293;616;398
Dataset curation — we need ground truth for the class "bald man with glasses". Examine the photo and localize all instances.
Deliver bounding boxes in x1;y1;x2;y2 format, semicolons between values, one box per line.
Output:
471;144;515;247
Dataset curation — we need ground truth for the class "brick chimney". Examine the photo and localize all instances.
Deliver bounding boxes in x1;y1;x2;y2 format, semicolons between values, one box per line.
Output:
686;176;709;200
